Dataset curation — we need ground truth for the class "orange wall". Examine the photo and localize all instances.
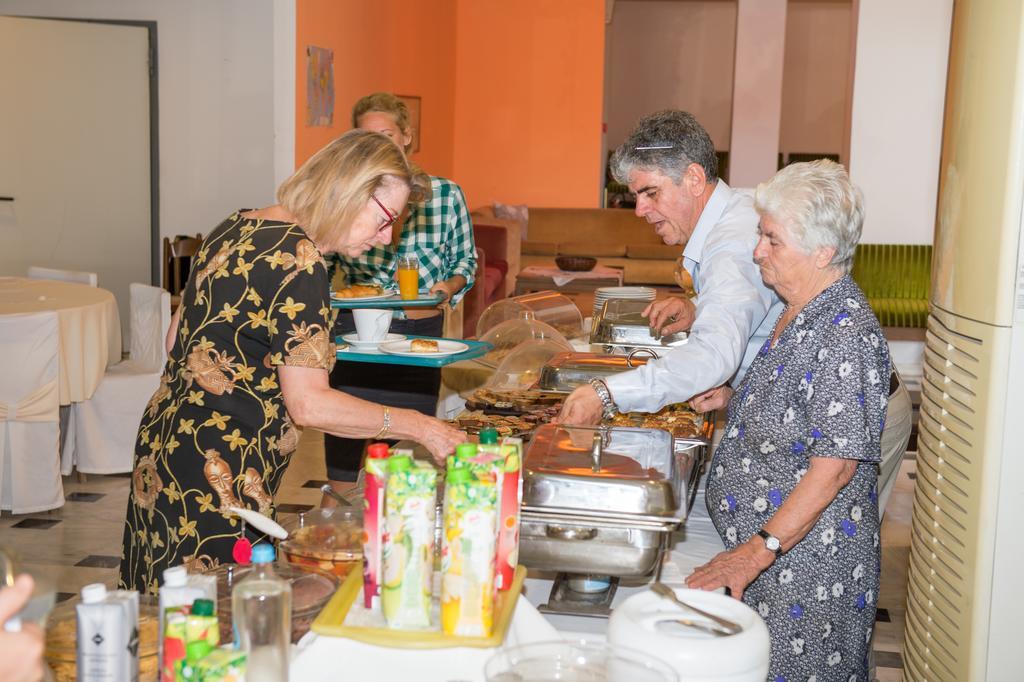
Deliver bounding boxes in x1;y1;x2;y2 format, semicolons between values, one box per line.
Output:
295;0;606;209
295;0;457;176
452;1;606;208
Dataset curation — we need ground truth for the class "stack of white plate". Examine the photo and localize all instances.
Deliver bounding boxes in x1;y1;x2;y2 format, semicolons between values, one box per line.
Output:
592;286;657;318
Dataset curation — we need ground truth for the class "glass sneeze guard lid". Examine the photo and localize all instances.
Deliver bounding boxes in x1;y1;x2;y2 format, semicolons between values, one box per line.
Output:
476;291;584;340
484;338;575;392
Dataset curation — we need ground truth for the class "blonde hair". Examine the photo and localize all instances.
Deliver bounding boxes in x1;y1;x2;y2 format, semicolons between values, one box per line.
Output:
754;159;864;274
351;92;413;154
276;130;429;244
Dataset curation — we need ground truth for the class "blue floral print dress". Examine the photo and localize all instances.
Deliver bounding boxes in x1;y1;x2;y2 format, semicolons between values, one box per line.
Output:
706;275;889;681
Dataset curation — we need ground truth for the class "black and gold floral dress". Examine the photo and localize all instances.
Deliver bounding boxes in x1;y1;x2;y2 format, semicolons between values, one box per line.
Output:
119;212;336;594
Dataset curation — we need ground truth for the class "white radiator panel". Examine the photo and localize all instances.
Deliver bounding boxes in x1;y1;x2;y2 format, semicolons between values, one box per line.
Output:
905;309;1015;681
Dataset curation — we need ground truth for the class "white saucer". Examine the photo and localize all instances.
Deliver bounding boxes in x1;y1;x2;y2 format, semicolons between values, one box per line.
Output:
341;332;407;349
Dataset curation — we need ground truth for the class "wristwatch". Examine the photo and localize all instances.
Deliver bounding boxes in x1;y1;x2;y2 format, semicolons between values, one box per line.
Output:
589;379;619;419
756;529;782;556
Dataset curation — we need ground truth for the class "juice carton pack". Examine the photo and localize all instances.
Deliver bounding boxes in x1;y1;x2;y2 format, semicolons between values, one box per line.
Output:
382;455;436;628
495;437;523;591
440;468;498;637
362;442;392;609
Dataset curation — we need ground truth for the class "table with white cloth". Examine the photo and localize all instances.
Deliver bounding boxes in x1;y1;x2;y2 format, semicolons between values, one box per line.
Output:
289;469;727;681
0;276;121;404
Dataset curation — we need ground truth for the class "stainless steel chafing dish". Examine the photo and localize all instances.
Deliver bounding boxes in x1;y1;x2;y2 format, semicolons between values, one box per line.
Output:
519;424;702;578
537;351;652;393
590;298;688;354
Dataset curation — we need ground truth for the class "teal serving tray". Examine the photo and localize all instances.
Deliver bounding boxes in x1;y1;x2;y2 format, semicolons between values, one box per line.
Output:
335;335;492;368
330;292;445;309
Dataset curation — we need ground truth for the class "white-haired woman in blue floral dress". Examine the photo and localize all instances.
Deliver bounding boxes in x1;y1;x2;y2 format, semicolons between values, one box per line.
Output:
687;160;888;681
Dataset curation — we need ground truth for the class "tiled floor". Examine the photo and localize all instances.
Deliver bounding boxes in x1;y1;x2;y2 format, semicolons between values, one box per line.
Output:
0;428;914;680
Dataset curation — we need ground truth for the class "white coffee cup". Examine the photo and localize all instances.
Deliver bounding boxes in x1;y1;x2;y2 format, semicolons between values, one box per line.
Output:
352;308;392;342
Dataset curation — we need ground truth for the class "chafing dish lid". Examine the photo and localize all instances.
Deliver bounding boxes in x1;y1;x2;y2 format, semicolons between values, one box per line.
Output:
590;299;687;348
538;351;651;392
522;424;680;518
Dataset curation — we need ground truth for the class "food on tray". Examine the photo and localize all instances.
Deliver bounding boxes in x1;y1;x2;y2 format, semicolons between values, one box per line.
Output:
470;388;564;411
451;411;541;437
410;338;440;353
604;403;705;439
334;284;383;298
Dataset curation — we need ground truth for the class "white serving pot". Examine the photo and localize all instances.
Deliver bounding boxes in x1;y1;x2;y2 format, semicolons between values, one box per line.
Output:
608;587;770;682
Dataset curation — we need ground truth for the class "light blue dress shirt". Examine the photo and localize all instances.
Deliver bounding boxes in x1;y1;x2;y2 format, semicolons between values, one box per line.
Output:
605;181;785;413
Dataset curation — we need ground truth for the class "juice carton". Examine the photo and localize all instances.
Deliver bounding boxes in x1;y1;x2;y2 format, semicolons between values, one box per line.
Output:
193;648;246;682
495;438;523;591
441;468;498;636
362;442;391;609
382;456;436;628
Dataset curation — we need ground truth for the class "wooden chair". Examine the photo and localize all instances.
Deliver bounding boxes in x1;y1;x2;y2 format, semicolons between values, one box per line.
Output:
162;234;202;309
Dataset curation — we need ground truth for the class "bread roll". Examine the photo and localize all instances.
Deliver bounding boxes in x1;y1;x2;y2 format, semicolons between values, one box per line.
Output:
410;338;439;353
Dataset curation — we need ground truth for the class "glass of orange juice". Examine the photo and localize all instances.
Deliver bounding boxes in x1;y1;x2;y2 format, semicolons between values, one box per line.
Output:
397;255;419;300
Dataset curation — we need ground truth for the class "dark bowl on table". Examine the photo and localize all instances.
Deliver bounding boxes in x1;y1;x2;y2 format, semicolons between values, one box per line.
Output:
555;255;597;272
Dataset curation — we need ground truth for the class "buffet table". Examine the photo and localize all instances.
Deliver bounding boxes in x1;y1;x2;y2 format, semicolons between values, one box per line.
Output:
289;471;726;681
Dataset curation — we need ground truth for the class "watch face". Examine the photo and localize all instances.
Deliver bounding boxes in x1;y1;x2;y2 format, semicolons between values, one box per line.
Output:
766;536;781;551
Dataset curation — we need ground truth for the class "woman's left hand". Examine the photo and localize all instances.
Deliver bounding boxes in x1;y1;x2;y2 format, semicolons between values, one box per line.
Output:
685;540;774;600
429;281;452;308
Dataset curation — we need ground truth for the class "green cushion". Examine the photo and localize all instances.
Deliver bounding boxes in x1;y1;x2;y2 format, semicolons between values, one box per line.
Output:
851;244;932;328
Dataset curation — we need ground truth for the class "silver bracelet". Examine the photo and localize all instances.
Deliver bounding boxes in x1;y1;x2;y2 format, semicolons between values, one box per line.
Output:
589;379;618;419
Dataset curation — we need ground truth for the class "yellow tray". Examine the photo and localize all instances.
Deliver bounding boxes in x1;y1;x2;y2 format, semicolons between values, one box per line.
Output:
312;562;527;649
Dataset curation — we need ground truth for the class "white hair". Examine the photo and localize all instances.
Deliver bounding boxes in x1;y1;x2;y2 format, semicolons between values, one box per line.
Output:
754;159;864;274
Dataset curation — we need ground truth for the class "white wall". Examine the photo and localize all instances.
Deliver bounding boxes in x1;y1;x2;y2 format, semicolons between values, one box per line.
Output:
0;0;288;252
605;0;737;152
848;0;953;245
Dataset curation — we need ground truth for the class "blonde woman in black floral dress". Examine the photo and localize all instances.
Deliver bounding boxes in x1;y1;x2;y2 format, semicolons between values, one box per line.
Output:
119;131;465;593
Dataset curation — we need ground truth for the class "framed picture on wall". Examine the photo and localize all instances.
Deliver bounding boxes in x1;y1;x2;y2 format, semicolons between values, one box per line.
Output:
397;95;421;153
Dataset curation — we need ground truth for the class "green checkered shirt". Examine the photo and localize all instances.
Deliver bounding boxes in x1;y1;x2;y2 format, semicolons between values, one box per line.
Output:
327;176;476;307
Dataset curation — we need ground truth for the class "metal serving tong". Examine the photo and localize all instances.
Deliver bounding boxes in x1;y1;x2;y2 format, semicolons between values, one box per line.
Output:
649;553;743;637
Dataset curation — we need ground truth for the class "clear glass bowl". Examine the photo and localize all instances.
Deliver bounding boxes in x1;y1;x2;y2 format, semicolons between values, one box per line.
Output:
484;639;678;682
278;507;364;580
205;562;338;644
46;595;160;682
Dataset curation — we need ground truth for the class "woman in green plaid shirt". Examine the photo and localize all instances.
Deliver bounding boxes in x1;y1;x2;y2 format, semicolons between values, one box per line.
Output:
324;93;477;490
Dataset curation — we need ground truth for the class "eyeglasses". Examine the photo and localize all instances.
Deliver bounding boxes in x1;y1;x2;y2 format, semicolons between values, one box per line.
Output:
371;195;398;230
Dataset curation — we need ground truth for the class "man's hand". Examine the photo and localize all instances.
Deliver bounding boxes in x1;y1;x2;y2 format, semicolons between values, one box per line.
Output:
690;385;734;413
556;384;604;426
643;297;696;337
685;539;775;600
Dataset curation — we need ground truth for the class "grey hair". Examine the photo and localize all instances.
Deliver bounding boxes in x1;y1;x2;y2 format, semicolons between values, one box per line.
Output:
610;110;718;185
754;159;864;274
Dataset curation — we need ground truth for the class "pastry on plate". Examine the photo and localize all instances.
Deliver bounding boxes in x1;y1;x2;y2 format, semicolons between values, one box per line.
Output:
410;338;439;353
333;284;382;299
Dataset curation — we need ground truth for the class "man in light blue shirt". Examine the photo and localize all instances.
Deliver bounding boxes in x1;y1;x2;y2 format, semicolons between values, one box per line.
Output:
559;110;785;422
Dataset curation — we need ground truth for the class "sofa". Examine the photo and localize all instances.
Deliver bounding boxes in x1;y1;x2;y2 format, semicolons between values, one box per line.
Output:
472;206;679;286
850;244;932;329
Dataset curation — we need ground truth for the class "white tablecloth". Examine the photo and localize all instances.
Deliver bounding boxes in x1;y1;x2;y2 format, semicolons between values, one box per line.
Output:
0;276;121;404
289;471;726;680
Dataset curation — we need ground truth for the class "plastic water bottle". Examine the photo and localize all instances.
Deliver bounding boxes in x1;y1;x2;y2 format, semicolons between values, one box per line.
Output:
232;544;291;681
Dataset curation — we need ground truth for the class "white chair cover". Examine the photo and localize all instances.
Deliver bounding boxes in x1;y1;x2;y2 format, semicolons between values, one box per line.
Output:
71;283;170;474
27;266;98;287
0;312;64;513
